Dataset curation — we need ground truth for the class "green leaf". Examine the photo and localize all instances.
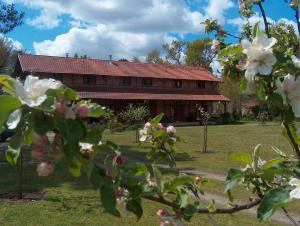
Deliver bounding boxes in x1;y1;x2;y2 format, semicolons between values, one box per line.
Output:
88;163;106;190
271;146;287;158
5;147;20;165
240;77;247;92
219;44;242;58
67;158;81;177
83;128;104;145
59;119;85;157
164;175;193;192
229;152;252;164
126;199;143;220
0;95;22;133
183;203;199;221
0;75;16;94
257;188;290;220
100;183;120;217
252;144;262;171
225;168;244;192
150;113;164;128
176;189;189;208
88;103;105;118
152;164;162;194
34;96;56;112
262;158;285;170
266;93;283;108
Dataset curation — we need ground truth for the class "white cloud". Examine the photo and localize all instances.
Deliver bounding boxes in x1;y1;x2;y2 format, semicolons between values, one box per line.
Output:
33;25;172;60
204;0;234;24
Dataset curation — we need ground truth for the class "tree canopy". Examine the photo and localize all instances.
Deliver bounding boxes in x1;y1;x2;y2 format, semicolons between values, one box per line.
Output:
0;2;24;34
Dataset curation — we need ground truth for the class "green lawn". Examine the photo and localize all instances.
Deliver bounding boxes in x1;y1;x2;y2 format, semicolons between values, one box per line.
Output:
0;121;297;225
104;121;295;173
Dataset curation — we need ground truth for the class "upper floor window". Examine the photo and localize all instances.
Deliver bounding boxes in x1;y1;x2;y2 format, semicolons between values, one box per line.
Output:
49;74;63;82
143;78;153;87
197;81;205;89
120;77;132;86
83;75;96;84
172;80;182;88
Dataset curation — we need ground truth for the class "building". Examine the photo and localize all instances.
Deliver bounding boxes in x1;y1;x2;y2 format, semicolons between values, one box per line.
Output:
15;54;229;122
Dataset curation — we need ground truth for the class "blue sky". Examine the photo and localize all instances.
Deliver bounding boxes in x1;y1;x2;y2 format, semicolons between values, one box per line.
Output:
4;0;298;60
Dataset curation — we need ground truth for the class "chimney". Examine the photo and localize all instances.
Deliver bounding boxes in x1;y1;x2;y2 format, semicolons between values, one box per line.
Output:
109;55;112;65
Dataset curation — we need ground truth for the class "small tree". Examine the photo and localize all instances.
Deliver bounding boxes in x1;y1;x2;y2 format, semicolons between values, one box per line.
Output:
197;105;211;153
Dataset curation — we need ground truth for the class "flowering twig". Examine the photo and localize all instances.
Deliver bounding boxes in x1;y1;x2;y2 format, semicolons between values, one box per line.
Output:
283;122;300;159
295;9;300;36
281;207;300;226
257;2;270;37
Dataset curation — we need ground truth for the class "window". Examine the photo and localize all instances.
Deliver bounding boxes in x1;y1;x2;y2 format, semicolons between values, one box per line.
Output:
143;78;152;87
172;80;182;88
49;74;63;82
83;75;96;84
120;77;132;86
197;81;205;89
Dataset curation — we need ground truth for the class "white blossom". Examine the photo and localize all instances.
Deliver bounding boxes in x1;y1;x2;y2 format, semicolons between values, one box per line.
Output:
276;74;300;117
14;75;62;107
291;55;300;69
6;109;22;129
289;178;300;199
139;128;148;142
79;142;94;154
211;40;220;51
242;33;277;80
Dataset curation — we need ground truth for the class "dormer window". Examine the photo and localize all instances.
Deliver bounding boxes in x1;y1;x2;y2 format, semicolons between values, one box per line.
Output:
172;80;182;88
83;75;96;84
143;78;152;87
120;77;132;86
197;81;205;89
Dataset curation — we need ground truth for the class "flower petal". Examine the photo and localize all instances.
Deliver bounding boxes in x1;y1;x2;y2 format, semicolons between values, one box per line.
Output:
6;109;22;129
290;188;300;199
289;178;300;186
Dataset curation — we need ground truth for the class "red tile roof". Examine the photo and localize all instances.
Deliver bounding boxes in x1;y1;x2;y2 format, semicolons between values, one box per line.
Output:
78;91;229;101
18;54;221;82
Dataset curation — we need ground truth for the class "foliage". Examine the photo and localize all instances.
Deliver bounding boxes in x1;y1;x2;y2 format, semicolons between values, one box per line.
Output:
162;40;185;65
185;39;216;71
118;104;150;125
146;49;167;64
0;2;24;34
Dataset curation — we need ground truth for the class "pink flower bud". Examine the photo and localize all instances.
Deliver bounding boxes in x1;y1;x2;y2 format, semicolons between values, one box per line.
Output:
33;134;49;146
156;209;167;217
160;220;170;226
114;155;124;165
148;180;157;187
194;176;201;184
166;126;176;136
55;103;67;114
31;146;44;160
144;122;151;129
76;104;90;118
37;161;54;177
157;123;164;130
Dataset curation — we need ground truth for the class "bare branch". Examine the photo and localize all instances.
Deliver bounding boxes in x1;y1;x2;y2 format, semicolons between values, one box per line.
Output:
282;207;300;226
257;3;270;36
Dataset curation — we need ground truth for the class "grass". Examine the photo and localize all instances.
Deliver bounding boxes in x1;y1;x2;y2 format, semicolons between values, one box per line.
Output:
0;162;280;226
104;121;296;173
0;121;298;225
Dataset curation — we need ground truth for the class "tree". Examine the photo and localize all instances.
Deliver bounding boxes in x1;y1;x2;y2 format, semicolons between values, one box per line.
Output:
162;40;185;65
0;2;24;34
0;36;21;74
131;56;140;62
196;106;211;153
146;49;166;64
218;75;243;116
185;39;216;71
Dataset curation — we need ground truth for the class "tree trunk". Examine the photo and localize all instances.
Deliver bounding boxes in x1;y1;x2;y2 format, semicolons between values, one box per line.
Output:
17;149;23;199
203;124;208;153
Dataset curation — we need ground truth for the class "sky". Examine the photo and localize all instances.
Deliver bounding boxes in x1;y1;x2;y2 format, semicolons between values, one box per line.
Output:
3;0;299;61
